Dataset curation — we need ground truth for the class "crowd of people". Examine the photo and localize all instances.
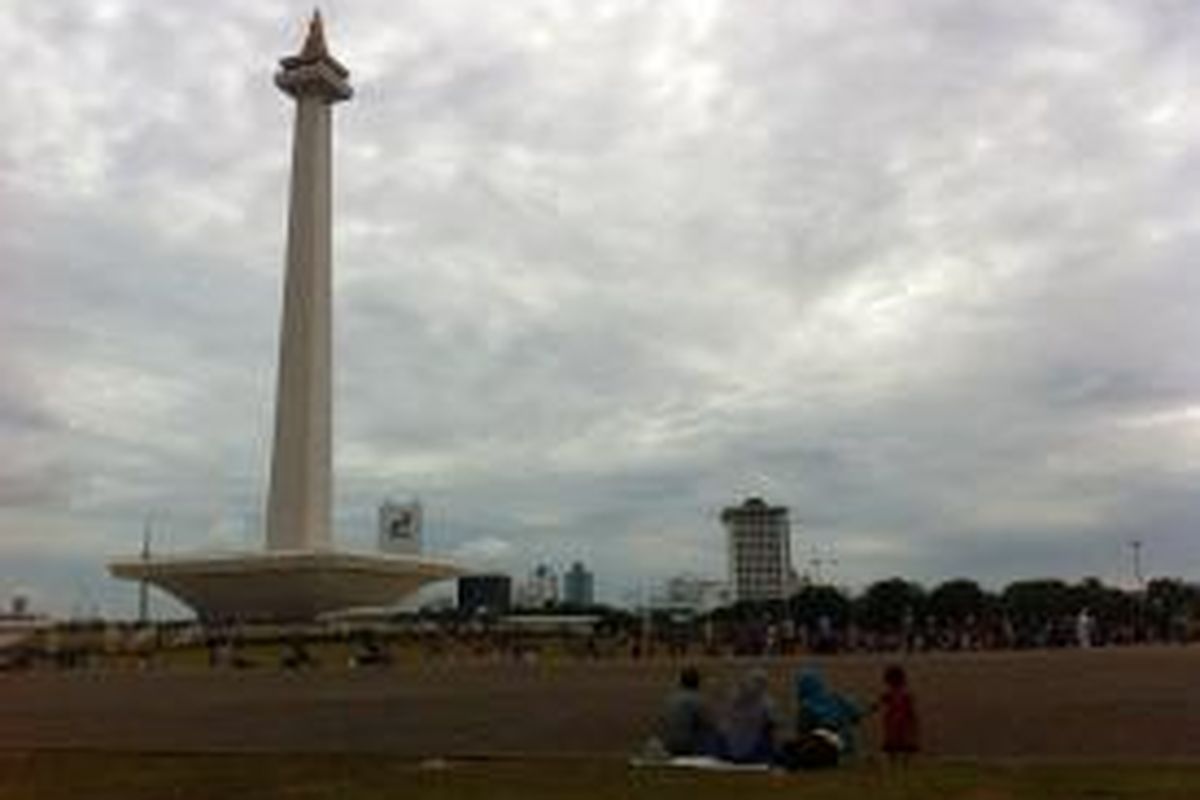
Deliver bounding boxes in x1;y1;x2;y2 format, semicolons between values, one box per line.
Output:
650;663;919;770
8;588;1197;672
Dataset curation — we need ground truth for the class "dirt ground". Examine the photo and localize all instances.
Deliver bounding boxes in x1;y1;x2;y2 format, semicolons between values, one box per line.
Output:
7;754;1200;800
2;646;1199;759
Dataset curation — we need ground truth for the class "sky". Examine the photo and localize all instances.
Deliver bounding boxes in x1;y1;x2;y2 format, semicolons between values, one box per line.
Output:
3;0;1200;617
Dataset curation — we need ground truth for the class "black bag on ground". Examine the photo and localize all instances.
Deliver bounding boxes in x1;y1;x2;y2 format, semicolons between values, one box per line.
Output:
778;729;841;770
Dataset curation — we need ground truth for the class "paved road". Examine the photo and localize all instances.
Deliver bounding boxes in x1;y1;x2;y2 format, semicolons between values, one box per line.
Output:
2;647;1199;758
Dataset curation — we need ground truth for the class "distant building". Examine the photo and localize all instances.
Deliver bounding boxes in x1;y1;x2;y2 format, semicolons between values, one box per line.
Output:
562;562;595;607
457;574;512;616
721;497;794;603
378;499;422;555
663;575;728;612
0;593;51;651
516;564;559;609
420;594;456;613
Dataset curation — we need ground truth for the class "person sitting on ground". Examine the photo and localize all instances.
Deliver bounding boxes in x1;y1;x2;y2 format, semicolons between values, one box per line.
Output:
721;668;779;764
789;667;865;767
350;633;391;668
658;666;720;757
281;637;316;670
877;664;919;765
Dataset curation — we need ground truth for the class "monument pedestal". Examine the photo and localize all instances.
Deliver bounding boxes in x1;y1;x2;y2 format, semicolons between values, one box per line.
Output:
110;551;461;622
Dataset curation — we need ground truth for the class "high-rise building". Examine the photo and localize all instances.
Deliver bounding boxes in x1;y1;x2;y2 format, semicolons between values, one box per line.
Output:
721;497;793;603
563;561;595;607
457;574;512;616
7;593;30;618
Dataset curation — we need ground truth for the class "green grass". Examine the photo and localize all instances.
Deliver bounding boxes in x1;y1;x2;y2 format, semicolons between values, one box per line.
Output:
3;753;1200;800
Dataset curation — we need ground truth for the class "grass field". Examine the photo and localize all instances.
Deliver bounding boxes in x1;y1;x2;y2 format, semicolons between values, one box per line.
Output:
4;752;1200;800
5;647;1200;797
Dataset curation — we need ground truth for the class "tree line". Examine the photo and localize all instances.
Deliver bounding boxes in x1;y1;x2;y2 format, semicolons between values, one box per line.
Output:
710;576;1200;650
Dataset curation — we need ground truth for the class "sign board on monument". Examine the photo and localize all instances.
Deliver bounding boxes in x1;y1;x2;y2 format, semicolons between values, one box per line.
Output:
379;500;422;554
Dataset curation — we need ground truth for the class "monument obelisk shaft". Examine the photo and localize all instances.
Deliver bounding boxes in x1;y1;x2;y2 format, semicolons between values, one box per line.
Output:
106;14;463;624
266;12;352;552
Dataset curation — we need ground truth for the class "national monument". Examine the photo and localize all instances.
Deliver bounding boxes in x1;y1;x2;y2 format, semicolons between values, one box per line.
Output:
109;13;462;621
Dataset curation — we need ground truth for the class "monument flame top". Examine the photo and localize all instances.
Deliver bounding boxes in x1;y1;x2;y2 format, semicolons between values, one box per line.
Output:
276;10;352;102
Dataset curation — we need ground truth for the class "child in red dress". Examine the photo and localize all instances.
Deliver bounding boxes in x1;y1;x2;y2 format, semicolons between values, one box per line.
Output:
879;664;919;765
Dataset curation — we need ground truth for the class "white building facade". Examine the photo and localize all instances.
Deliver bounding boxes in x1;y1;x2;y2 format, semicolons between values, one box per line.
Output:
662;575;729;612
721;497;794;603
516;564;559;609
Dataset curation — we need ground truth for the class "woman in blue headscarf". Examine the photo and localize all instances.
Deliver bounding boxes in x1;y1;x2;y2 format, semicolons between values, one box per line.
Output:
792;667;864;764
721;668;779;763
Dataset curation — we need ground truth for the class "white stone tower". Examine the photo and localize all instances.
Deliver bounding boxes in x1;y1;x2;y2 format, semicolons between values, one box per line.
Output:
266;12;352;552
109;14;462;622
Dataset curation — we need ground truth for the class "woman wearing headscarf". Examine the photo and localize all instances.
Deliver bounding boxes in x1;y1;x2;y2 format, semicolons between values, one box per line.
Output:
789;667;865;767
721;667;779;763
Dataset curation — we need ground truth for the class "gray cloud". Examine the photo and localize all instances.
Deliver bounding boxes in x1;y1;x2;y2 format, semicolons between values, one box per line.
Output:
3;0;1200;614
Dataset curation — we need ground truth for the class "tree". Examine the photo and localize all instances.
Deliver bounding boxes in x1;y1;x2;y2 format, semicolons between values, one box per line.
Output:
1145;578;1199;640
1069;577;1133;631
788;584;852;628
710;598;785;623
856;578;926;633
927;579;989;626
1001;579;1072;641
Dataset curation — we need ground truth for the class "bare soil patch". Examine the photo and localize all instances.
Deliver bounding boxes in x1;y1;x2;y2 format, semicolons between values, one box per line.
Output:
1;646;1197;759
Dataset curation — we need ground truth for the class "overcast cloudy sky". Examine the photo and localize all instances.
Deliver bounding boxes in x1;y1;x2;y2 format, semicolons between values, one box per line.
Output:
3;0;1200;615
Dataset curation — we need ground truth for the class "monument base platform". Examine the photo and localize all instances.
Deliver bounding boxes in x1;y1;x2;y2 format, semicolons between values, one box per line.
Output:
108;550;463;622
